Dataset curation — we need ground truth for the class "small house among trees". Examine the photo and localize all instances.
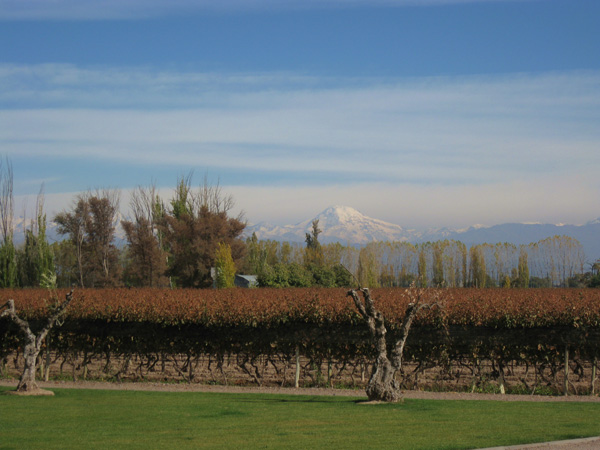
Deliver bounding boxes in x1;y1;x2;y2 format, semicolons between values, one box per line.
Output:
234;274;258;288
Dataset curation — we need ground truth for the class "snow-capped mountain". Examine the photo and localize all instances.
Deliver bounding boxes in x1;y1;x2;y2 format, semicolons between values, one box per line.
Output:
246;206;600;260
247;205;421;245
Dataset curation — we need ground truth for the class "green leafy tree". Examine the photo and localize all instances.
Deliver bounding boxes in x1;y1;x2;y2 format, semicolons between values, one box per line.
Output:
308;263;337;287
17;189;55;287
529;276;552;288
0;239;17;288
257;263;290;287
287;262;313;287
50;240;78;288
215;242;236;288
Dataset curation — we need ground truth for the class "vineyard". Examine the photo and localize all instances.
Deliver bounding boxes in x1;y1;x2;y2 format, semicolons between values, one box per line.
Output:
2;288;600;394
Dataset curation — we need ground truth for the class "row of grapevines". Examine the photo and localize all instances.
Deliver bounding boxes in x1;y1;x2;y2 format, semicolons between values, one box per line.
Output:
1;287;599;329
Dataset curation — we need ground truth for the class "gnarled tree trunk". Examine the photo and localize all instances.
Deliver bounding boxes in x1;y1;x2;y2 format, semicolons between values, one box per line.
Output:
347;286;441;403
1;290;73;395
365;355;402;402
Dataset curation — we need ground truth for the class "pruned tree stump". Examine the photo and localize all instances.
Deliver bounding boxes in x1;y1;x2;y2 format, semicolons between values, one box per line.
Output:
347;285;444;403
1;290;74;397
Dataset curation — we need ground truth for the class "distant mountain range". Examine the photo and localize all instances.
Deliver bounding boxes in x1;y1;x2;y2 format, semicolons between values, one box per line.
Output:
246;205;600;262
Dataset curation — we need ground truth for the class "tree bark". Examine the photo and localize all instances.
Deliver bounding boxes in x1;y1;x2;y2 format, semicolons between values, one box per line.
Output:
18;335;43;392
1;290;73;395
365;355;402;403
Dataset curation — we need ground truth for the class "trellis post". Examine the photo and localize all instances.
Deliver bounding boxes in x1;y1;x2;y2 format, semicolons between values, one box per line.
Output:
564;345;569;396
592;357;597;395
295;345;300;388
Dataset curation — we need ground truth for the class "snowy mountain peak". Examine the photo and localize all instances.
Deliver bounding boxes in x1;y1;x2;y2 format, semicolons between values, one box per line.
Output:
248;205;412;245
319;205;364;223
300;205;374;228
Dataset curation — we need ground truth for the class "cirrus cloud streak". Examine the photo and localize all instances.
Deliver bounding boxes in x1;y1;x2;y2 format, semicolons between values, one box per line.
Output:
3;64;599;227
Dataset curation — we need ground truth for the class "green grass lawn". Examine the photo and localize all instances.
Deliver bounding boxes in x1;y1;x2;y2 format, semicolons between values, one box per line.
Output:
1;387;599;449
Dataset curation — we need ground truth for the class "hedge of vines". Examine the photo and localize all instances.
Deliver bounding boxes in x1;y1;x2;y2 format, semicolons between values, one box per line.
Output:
2;288;600;386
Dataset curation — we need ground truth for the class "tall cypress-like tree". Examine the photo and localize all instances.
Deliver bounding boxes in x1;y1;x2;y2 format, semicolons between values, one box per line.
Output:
214;242;236;288
517;246;530;288
431;241;446;287
0;158;17;287
17;188;55;287
417;245;428;288
304;219;323;267
469;245;487;288
357;243;380;288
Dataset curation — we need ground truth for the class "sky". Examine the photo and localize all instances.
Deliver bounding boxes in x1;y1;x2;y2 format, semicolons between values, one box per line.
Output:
1;0;599;229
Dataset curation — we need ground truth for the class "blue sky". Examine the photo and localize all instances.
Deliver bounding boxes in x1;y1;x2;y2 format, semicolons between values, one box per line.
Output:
1;0;599;228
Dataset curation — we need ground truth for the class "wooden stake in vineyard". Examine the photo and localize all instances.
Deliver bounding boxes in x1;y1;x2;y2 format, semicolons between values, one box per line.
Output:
1;290;74;396
347;285;444;403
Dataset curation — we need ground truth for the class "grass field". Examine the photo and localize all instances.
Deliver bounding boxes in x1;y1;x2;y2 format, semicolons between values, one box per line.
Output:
1;387;600;449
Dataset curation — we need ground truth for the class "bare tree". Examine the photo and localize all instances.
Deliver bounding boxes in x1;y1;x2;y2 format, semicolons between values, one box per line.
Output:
55;189;121;287
347;285;443;402
86;189;121;286
122;182;168;287
55;194;88;287
195;173;236;215
1;290;74;395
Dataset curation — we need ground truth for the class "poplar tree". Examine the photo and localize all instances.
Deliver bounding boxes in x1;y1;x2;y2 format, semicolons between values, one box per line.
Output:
517;246;530;288
215;242;236;288
0;158;16;287
17;187;55;287
417;245;428;288
469;245;487;288
357;243;380;288
304;219;323;267
431;241;445;287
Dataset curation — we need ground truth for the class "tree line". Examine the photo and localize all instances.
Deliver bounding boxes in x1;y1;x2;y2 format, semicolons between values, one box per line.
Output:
0;160;598;289
243;229;598;289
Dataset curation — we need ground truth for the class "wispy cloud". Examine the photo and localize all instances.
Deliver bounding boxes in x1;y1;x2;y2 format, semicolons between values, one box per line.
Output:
0;0;533;20
3;64;599;227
